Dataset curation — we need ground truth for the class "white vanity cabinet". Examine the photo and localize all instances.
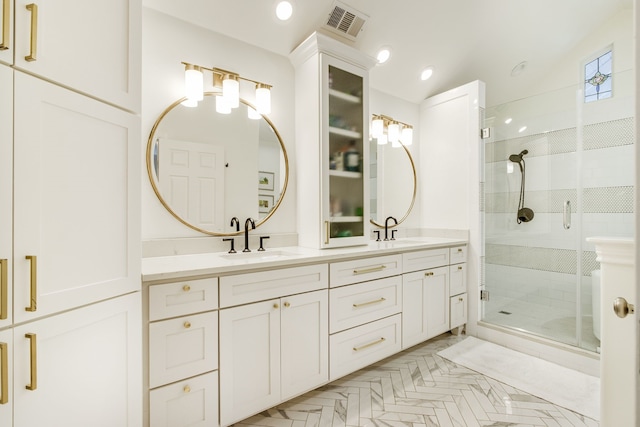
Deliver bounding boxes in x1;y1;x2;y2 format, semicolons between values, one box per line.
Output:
147;277;219;427
449;246;468;330
291;32;376;249
0;0;12;65
219;265;329;427
13;0;141;112
328;255;403;380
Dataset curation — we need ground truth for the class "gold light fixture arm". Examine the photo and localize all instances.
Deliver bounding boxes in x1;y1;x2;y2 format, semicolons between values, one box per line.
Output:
180;62;273;90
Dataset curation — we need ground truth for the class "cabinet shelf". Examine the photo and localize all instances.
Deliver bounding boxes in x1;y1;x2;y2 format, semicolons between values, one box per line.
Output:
329;126;361;139
329;89;361;104
329;170;362;179
330;216;363;223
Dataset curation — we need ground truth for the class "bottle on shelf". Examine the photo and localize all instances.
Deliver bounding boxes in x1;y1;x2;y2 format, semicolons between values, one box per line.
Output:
344;140;360;172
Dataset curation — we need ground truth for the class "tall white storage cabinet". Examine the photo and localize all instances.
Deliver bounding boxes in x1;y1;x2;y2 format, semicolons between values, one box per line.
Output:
290;32;376;248
0;1;142;425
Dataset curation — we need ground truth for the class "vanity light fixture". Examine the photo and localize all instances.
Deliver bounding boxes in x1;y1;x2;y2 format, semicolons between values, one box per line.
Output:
371;114;413;146
181;62;272;114
247;106;261;120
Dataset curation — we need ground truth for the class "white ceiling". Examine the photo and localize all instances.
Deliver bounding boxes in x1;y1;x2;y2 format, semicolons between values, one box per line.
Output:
143;0;632;107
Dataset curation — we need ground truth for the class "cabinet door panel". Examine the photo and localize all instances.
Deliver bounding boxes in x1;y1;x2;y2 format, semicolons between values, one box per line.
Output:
281;290;328;400
220;299;281;426
449;263;466;296
14;0;141;111
13;72;140;323
425;266;450;338
13;292;141;427
450;293;467;329
402;271;428;349
0;329;11;426
0;65;11;329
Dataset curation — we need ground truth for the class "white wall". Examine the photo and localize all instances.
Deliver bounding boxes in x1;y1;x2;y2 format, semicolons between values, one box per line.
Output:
142;8;296;241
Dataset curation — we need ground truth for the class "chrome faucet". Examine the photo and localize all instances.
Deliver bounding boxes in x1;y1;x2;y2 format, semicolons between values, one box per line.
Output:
243;217;256;252
230;217;240;232
384;216;398;241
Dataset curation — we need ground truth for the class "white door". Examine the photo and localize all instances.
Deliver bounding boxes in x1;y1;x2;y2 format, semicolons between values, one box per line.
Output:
12;292;141;427
158;138;225;233
589;238;637;426
0;65;11;329
281;290;328;400
13;72;140;323
0;329;11;426
13;0;140;111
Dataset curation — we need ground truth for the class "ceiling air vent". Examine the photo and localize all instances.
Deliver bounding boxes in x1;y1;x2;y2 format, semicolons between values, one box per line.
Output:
324;1;367;40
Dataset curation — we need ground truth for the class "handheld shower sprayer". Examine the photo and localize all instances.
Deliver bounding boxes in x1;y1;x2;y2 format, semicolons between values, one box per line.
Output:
508;149;534;223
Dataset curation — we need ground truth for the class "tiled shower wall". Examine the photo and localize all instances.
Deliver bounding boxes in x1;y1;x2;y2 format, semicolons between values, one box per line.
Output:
483;116;634;323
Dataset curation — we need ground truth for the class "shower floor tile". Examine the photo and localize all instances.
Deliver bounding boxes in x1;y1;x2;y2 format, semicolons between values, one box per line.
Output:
232;334;598;427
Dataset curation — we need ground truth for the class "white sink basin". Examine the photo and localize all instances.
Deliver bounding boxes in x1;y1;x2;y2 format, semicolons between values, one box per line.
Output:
219;250;300;261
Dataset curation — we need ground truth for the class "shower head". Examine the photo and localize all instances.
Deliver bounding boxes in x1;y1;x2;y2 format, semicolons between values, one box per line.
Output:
508;149;529;163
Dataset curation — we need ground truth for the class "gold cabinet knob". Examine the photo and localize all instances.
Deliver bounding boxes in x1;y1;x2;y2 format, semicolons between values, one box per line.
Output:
183;385;191;393
458;266;463;270
273;303;279;309
183;321;191;328
183;284;191;292
284;302;290;308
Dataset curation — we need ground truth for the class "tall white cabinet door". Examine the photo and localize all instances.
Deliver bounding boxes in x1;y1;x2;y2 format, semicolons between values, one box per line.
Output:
13;0;141;112
425;266;450;338
13;72;141;324
0;329;12;426
12;292;142;427
0;65;11;329
281;290;328;400
0;0;12;65
220;299;281;427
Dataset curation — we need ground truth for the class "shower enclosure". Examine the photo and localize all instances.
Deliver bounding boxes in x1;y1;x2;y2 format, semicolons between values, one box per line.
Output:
481;68;634;352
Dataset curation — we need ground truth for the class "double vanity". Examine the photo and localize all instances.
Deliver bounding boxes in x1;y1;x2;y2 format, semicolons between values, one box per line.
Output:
142;237;468;427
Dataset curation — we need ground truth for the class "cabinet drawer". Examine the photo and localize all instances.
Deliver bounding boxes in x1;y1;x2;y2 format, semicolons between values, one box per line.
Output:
149;278;218;321
449;263;467;296
330;254;402;288
150;371;218;427
329;276;402;333
403;248;449;274
220;264;328;307
449;245;467;264
450;293;467;329
329;314;402;381
149;311;218;388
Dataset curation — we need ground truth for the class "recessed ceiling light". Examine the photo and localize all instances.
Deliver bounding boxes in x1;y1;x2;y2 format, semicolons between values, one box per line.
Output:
376;48;391;64
504;117;513;124
275;1;293;21
518;126;527;133
511;61;527;77
420;67;433;81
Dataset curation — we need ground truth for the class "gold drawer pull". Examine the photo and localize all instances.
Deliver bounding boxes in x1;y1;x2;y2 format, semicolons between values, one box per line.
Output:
458;266;463;270
183;385;191;393
182;284;191;292
183;321;191;329
0;259;7;320
25;333;37;391
425;271;434;277
353;337;386;352
25;3;38;62
353;265;386;275
353;297;386;308
0;0;9;51
0;341;7;404
25;255;37;312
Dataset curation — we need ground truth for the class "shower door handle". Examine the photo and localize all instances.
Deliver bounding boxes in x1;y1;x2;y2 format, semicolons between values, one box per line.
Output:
563;201;571;230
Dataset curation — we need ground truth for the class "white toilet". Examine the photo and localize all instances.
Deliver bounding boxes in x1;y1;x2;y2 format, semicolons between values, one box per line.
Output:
591;270;601;341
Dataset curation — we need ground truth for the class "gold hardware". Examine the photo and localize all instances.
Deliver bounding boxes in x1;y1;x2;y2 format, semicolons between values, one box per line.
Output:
25;255;37;312
425;271;434;277
353;337;386;352
353;297;386;308
613;297;635;318
284;302;290;308
183;321;191;329
458;266;463;270
0;259;7;320
183;385;191;393
273;303;279;309
25;3;38;62
0;0;9;50
459;297;464;302
457;248;463;253
325;221;330;244
353;265;386;275
0;342;7;404
183;284;191;292
25;333;37;391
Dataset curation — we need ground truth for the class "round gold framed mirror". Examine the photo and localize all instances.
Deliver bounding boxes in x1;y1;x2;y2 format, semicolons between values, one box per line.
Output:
146;92;289;236
369;140;417;228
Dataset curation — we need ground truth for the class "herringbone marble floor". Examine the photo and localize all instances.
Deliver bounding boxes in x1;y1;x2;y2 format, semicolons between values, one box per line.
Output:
234;333;598;427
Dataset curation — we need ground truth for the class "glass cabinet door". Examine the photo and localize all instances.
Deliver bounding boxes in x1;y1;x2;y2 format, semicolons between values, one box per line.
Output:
321;56;369;247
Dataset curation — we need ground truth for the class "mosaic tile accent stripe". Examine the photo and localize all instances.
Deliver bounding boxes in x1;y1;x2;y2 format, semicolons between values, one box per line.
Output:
583;117;634;151
583;186;634;213
485;244;600;277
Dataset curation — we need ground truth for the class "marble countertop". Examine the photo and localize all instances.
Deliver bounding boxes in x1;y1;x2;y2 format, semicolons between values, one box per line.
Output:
141;236;468;282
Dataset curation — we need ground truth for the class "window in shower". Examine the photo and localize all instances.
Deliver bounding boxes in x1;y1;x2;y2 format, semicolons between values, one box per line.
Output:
584;49;612;103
